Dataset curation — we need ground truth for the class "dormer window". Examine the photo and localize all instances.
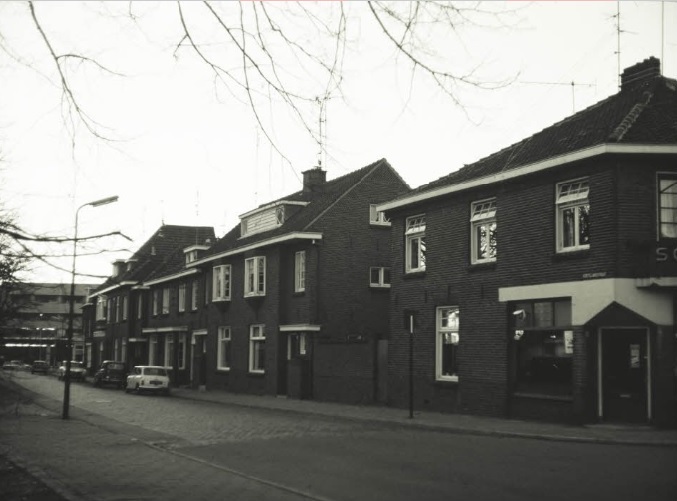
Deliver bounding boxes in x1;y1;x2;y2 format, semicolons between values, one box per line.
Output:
186;250;198;264
370;204;390;226
184;245;209;265
240;201;308;238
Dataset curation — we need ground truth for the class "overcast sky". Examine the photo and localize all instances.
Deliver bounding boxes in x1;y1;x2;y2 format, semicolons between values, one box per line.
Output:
1;1;675;285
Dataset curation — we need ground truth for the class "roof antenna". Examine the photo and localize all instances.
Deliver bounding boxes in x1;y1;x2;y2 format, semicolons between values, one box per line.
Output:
316;95;328;169
614;1;622;90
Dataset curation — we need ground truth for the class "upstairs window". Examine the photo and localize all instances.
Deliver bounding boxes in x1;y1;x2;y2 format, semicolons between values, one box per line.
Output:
96;295;107;321
178;283;186;312
162;288;170;315
556;178;589;252
658;175;677;238
470;198;497;264
191;280;199;311
212;265;232;301
295;251;306;292
436;306;459;382
369;204;390;226
245;256;266;297
137;294;143;320
152;290;159;316
121;296;128;321
405;215;426;273
369;267;391;288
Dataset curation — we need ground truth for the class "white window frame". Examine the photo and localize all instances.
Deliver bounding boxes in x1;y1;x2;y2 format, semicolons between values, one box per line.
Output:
121;338;127;363
369;204;391;226
405;215;426;273
658;174;677;239
249;324;266;373
436;306;460;382
217;326;232;371
165;335;186;369
121;296;128;321
295;251;306;292
369;266;391;288
245;256;266;297
96;295;107;321
178;283;186;312
556;178;590;252
191;280;199;311
212;265;232;301
114;338;120;361
470;198;497;264
152;290;159;316
137;293;143;320
108;298;115;323
162;288;170;314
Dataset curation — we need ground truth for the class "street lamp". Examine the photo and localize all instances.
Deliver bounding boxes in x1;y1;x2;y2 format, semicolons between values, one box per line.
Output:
63;195;119;419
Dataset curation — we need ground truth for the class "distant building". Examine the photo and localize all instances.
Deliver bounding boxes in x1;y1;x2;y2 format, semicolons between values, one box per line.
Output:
378;57;677;427
0;282;98;365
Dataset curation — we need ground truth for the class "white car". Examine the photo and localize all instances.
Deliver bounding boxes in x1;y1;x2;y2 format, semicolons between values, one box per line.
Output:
57;361;86;381
125;366;171;395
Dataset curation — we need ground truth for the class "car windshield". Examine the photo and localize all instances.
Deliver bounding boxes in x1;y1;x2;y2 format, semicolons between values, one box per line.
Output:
71;362;83;369
107;363;125;371
143;368;167;376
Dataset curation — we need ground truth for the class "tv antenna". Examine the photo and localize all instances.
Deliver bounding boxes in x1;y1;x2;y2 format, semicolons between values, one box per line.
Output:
519;80;595;113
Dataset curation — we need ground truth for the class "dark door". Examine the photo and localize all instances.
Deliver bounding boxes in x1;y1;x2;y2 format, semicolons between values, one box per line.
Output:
278;332;288;396
602;329;648;423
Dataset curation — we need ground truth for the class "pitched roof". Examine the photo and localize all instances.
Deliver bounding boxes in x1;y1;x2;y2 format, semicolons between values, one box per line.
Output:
203;158;407;258
393;57;677;203
93;225;215;293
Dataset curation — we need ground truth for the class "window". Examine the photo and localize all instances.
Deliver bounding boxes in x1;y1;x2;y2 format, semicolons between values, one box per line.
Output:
436;306;459;382
185;250;198;264
178;283;186;312
249;324;265;373
288;333;308;359
114;338;120;361
217;327;231;370
369;204;390;225
295;251;306;292
162;288;170;314
205;276;210;305
96;295;107;321
512;299;572;396
470;198;497;263
369;267;391;288
556;179;590;251
658;175;677;238
137;294;143;320
121;338;127;363
108;298;115;323
152;290;159;316
245;256;266;297
121;296;128;321
212;265;232;301
149;335;158;365
191;280;198;311
405;215;426;273
165;335;186;369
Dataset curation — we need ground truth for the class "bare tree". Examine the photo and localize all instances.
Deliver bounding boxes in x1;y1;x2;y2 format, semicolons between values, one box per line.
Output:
5;1;513;175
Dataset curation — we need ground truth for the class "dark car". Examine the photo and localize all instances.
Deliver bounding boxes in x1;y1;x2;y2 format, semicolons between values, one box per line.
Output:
93;360;126;389
31;360;49;375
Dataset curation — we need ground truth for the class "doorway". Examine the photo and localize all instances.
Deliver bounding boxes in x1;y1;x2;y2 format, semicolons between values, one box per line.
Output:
191;332;207;389
600;328;650;423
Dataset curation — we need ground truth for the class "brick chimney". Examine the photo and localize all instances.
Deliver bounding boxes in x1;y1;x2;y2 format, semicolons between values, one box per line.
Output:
302;167;327;193
620;57;661;90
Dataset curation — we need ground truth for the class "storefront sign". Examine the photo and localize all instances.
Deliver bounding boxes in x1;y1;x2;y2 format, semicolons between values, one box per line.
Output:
655;246;677;262
564;331;574;354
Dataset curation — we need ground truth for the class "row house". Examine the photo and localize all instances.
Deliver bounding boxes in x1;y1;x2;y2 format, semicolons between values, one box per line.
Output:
83;226;216;377
84;159;409;404
378;57;677;426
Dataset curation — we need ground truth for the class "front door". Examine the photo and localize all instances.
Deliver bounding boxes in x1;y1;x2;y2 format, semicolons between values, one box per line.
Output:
191;335;207;388
601;329;649;423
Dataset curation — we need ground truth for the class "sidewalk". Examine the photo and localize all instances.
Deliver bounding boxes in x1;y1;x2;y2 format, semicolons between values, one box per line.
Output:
171;386;677;447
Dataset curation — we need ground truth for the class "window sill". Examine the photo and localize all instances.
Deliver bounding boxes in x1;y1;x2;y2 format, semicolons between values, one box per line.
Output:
403;271;426;279
212;298;231;303
369;284;391;290
216;367;231;372
369;222;392;228
468;261;497;272
248;371;265;377
244;294;266;299
435;376;459;385
293;291;306;296
553;248;590;261
512;391;573;402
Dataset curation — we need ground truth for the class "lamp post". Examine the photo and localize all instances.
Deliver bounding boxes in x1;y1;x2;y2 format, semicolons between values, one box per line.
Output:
63;195;118;419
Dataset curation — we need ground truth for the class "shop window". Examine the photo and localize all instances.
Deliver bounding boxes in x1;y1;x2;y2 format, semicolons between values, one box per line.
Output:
436;306;459;382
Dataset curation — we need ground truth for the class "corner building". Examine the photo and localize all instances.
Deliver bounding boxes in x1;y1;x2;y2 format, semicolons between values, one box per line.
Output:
379;57;677;427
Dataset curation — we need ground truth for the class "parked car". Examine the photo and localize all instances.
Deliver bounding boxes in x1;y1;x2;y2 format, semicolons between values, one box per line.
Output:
57;361;86;381
125;366;171;395
93;360;126;389
31;360;49;375
2;360;23;371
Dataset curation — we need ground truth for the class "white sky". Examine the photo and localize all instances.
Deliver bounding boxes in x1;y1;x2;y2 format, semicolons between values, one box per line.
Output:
0;1;675;284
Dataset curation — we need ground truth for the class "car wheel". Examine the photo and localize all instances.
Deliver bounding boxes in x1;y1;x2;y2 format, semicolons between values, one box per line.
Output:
134;384;140;394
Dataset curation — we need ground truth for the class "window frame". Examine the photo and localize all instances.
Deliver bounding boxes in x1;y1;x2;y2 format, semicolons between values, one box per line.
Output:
556;178;590;252
436;306;460;382
178;283;186;313
369;204;391;226
217;326;232;371
152;290;159;316
165;335;186;369
657;173;677;239
470;198;497;264
405;215;426;273
121;295;128;321
244;256;266;297
294;251;306;292
162;288;170;315
248;324;266;373
191;280;199;311
212;265;232;302
369;266;391;288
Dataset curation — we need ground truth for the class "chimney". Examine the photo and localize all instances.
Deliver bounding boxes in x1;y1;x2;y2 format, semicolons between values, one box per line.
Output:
620;57;661;90
112;259;126;277
302;167;327;193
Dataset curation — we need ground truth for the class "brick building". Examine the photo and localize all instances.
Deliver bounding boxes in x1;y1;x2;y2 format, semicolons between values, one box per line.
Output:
378;58;677;426
84;225;216;376
188;160;410;403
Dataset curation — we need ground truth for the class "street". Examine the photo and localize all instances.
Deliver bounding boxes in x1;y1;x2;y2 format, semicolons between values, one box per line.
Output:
2;371;676;501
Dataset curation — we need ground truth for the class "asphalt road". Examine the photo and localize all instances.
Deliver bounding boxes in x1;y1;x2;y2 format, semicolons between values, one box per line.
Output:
4;371;677;501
